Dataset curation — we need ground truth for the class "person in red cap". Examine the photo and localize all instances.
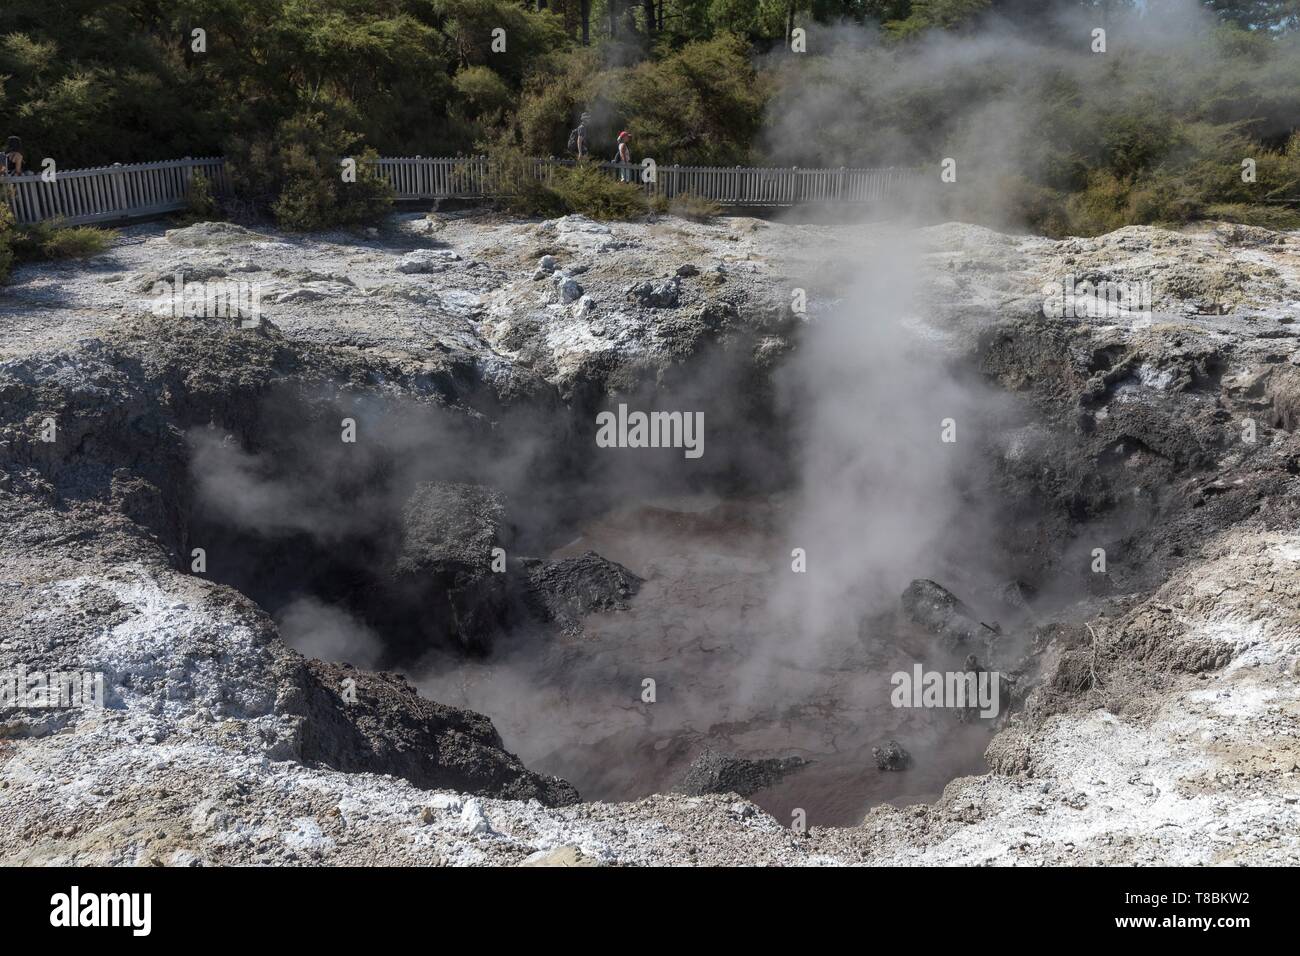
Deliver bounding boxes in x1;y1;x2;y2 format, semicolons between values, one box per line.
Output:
615;130;632;182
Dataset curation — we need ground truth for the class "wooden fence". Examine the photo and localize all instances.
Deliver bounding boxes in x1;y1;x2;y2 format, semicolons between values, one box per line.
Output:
1;157;229;226
1;155;918;226
373;155;920;206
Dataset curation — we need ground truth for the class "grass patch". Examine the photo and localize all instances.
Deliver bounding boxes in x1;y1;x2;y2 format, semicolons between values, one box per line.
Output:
11;219;117;263
1202;203;1300;232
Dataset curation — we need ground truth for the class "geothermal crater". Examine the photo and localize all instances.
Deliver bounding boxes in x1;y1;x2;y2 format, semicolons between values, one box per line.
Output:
3;214;1299;864
187;396;1021;827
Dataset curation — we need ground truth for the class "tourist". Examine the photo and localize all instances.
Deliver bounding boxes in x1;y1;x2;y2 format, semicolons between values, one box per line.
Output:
567;112;590;160
577;113;590;159
2;136;23;175
615;130;632;182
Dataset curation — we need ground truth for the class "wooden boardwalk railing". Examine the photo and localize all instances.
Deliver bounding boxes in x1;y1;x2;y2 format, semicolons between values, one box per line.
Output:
2;155;918;226
1;157;229;226
373;156;920;206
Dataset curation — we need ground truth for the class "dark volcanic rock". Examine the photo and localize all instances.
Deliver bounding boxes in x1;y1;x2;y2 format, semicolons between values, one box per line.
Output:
390;482;509;655
292;659;579;807
396;481;506;574
677;747;809;797
901;579;993;646
523;550;643;636
626;277;681;309
873;739;911;771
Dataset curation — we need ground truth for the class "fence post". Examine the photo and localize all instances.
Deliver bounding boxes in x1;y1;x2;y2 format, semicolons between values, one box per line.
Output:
182;155;193;208
110;162;127;218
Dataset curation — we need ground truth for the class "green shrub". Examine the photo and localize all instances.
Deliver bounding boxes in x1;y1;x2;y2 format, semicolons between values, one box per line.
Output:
1202;203;1300;232
11;220;116;262
614;34;767;167
1063;171;1133;236
484;141;567;217
547;162;648;221
512;35;768;167
942;174;1069;236
514;48;603;159
1038;125;1300;236
886;0;993;38
1127;175;1205;227
998;178;1070;238
178;170;218;224
0;201;15;282
483;147;649;221
228;112;394;231
1256;132;1300;204
272;142;394;231
453;65;514;127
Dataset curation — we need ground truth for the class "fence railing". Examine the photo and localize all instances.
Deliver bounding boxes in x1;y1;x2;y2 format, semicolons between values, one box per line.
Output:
1;155;917;226
1;157;229;226
374;155;920;206
628;162;915;205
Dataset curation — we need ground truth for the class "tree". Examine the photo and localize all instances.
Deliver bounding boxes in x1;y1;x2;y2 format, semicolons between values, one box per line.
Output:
1204;0;1300;31
886;0;991;37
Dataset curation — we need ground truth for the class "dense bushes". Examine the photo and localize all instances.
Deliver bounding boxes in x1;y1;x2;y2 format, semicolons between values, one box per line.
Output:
226;113;394;230
604;34;768;166
483;142;568;218
486;159;723;223
970;128;1300;237
178;171;218;224
762;15;1300;236
548;163;649;220
0;0;533;227
486;145;649;221
0;201;14;282
510;34;765;167
1;1;1296;236
0;0;569;170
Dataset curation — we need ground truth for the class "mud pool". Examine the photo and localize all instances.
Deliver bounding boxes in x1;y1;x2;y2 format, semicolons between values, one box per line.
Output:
417;495;995;827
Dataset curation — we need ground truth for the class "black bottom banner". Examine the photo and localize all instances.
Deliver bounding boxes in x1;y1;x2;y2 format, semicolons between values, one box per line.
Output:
0;865;1273;942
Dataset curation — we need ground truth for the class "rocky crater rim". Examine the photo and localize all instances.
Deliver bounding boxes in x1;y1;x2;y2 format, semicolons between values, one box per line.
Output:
2;214;1298;863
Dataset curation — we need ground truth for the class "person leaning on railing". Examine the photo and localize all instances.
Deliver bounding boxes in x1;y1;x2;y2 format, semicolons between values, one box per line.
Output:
3;137;23;175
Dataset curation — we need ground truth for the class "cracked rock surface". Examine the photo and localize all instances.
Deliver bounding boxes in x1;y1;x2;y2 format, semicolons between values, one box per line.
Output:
2;213;1299;864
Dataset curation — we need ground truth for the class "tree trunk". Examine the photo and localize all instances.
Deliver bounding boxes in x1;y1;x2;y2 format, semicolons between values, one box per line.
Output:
609;0;618;39
581;0;590;44
642;0;656;34
786;2;795;44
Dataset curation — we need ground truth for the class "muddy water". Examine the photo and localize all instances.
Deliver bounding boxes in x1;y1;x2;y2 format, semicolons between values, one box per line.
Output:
421;495;993;828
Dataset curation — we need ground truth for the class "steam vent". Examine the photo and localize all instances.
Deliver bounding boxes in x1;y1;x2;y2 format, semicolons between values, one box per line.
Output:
0;0;1295;924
